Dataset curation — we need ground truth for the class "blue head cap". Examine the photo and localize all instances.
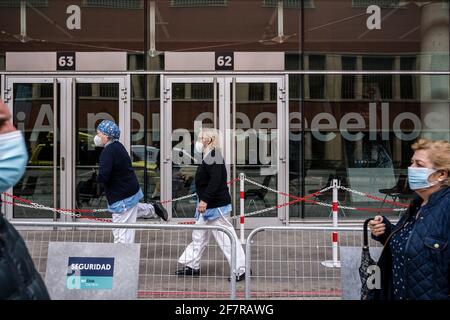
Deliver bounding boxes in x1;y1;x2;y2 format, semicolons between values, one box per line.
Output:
97;120;120;140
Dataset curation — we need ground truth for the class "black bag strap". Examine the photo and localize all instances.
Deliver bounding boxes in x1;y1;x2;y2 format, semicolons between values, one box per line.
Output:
363;218;374;249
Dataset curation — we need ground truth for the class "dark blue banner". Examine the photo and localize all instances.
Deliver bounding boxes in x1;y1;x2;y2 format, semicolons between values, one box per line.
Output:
67;257;115;277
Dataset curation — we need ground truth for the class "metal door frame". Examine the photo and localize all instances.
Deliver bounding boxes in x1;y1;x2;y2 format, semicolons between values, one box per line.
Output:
162;74;288;226
225;75;289;227
2;75;130;221
162;75;225;222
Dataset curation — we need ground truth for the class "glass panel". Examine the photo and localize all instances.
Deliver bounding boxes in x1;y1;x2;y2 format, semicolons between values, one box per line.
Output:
131;75;161;203
302;75;450;220
233;82;278;218
12;82;59;218
304;1;449;70
0;0;144;62
289;75;302;218
75;82;119;218
171;82;216;218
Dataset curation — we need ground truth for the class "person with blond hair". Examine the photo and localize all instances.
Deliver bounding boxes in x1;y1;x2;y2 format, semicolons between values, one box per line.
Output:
369;138;450;300
176;128;247;281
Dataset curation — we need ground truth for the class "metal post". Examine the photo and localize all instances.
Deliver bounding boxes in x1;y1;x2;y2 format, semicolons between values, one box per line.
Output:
20;1;26;41
239;172;245;244
321;179;341;268
53;79;58;222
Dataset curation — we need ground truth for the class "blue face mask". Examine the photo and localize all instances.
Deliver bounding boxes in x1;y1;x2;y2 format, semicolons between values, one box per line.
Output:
0;131;28;193
407;166;439;190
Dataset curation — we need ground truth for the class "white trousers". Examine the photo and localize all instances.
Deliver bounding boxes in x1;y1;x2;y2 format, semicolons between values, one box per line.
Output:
178;214;246;275
112;203;155;244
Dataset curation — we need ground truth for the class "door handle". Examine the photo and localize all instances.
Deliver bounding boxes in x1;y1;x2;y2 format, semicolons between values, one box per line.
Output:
61;157;65;171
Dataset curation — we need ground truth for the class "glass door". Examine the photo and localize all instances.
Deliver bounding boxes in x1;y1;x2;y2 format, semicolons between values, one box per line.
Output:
2;76;129;221
3;77;63;220
161;76;223;220
226;76;288;227
162;75;288;226
71;77;129;220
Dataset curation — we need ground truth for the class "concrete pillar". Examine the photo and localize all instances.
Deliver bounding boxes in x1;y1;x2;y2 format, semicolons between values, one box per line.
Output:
325;136;342;161
326;54;341;100
129;55;143;99
394;136;402;164
354;139;363;162
264;83;271;101
185;83;191;100
304;55;310;100
92;83;100;97
32;84;39;99
420;2;450;141
356;55;363;100
394;56;401;100
146;56;161;99
236;83;249;102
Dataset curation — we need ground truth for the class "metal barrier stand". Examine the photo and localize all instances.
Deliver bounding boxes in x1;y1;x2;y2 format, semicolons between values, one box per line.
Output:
12;221;238;300
244;225;367;300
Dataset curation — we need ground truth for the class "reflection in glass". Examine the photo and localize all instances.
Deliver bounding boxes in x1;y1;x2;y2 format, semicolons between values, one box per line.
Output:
302;75;450;219
12;83;59;218
131;75;161;204
75;83;119;217
233;82;278;217
170;82;216;218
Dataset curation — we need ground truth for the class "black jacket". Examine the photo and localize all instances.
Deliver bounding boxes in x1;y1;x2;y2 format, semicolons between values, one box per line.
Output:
195;149;231;209
0;212;50;300
97;141;140;205
370;187;450;300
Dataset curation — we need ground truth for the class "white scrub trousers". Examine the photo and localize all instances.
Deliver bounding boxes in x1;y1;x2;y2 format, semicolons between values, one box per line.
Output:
178;214;246;275
112;203;156;244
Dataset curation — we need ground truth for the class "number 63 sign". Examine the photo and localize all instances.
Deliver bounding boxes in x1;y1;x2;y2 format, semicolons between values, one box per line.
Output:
57;52;76;70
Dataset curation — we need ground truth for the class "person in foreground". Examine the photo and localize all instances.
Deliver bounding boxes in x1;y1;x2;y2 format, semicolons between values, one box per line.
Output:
369;139;450;300
0;99;50;299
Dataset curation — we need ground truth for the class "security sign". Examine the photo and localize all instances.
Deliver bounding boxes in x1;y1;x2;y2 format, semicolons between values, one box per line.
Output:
46;242;140;300
66;257;115;290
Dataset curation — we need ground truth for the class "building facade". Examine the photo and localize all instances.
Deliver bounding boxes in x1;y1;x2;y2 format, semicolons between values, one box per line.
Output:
0;0;449;226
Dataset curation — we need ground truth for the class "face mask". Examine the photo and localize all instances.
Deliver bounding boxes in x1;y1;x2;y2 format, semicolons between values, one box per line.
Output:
407;167;439;190
0;131;29;193
195;141;204;153
94;135;104;147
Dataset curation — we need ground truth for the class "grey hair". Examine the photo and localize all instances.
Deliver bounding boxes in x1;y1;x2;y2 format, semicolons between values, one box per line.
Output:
198;127;221;151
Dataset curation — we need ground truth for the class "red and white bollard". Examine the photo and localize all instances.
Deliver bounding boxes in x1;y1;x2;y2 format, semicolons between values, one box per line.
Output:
321;179;341;268
239;172;246;244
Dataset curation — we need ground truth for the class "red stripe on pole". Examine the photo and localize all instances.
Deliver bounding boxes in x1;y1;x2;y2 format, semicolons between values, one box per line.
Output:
240;216;244;224
240;191;245;199
332;202;338;212
332;232;338;243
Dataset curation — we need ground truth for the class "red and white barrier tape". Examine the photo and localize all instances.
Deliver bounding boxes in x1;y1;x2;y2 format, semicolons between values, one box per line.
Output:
241;176;408;217
1;178;243;221
2;175;409;222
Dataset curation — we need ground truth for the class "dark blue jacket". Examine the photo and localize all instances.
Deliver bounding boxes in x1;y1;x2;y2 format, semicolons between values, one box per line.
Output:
371;186;450;300
97;141;140;205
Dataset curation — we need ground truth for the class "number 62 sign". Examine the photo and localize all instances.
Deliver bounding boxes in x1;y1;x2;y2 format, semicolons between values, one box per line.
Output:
215;52;234;70
57;52;76;70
